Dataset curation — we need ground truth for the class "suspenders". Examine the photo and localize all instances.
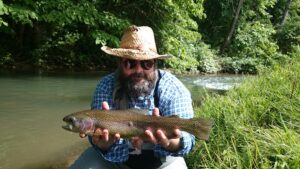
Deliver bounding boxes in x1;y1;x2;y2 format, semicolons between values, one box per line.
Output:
153;70;161;108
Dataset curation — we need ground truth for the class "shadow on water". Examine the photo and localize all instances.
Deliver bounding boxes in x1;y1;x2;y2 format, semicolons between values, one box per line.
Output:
0;70;249;169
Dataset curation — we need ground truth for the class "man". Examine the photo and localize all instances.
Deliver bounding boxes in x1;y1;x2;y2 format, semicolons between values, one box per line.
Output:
69;25;195;169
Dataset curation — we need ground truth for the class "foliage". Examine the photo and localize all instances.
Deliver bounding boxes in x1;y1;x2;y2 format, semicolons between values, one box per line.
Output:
193;42;221;73
0;52;14;66
0;0;130;70
0;0;8;26
220;57;260;74
225;21;287;73
0;0;299;73
275;16;300;54
112;0;207;72
289;45;300;58
186;59;300;168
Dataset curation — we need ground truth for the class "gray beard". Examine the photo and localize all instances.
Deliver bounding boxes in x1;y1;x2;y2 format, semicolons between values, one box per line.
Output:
120;71;157;98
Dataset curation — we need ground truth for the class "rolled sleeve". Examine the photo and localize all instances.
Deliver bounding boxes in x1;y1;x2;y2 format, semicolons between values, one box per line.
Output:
154;71;195;157
154;131;195;157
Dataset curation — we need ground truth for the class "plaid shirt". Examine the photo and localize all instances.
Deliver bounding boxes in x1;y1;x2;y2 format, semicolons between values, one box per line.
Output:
90;70;195;163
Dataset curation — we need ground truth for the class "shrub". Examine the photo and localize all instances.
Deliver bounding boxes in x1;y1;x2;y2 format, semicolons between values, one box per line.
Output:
186;59;300;168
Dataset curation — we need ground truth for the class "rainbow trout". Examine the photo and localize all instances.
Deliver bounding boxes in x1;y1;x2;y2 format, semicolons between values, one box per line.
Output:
62;108;213;140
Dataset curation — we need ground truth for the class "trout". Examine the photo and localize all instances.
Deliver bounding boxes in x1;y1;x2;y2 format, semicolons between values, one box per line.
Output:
62;108;213;140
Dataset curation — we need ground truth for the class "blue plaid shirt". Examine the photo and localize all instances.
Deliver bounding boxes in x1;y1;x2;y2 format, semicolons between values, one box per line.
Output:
90;70;195;163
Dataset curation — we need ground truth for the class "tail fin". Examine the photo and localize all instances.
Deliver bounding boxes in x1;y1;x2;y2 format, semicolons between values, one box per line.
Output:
185;118;213;140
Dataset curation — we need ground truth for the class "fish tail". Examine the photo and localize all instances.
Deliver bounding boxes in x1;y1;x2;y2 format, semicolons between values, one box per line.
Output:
185;118;213;140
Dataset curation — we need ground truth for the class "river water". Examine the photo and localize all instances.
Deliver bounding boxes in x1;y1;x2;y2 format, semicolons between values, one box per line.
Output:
0;71;247;169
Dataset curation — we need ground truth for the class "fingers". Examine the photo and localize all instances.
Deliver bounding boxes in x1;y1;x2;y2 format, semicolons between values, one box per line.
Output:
92;128;103;144
91;128;120;145
145;129;157;144
155;129;181;151
79;133;86;138
131;136;143;148
145;108;160;143
173;128;181;138
102;101;110;110
156;129;170;148
113;133;121;141
152;107;160;116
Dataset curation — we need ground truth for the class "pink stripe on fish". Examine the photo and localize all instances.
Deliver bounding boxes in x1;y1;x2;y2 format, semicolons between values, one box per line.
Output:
80;119;95;133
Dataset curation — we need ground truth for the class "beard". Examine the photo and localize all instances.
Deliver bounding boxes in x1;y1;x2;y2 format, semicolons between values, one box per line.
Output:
120;70;157;98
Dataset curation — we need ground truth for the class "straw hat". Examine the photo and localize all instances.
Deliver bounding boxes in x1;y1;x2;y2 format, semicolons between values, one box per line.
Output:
101;25;172;60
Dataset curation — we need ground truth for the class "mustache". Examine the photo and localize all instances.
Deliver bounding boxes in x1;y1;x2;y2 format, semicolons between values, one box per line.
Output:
129;73;146;79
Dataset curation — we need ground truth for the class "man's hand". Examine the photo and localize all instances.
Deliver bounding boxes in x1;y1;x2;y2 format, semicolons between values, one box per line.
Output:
145;108;182;152
79;101;120;151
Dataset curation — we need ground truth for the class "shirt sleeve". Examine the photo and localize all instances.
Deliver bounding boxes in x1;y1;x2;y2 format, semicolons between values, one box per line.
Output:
154;71;196;157
154;94;196;157
90;74;114;109
154;131;195;157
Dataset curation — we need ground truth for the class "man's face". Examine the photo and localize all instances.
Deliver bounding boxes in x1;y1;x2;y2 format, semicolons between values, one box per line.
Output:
119;58;157;97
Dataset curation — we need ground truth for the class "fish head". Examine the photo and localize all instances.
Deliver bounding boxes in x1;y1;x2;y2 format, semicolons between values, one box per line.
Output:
62;113;95;134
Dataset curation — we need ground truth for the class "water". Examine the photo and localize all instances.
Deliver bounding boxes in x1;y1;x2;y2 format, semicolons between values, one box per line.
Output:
0;71;247;169
192;74;248;92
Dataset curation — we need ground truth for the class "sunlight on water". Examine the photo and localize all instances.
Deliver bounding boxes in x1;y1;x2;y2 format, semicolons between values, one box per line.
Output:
193;75;247;91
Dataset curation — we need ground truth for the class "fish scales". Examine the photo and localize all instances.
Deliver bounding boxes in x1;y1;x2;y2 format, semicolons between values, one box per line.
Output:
62;109;213;140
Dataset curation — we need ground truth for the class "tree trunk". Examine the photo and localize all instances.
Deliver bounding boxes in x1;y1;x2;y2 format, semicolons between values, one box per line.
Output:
220;0;244;54
280;0;292;26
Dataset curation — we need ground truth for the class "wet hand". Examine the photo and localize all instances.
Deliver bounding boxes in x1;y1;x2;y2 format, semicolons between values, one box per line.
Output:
145;108;182;152
79;101;120;151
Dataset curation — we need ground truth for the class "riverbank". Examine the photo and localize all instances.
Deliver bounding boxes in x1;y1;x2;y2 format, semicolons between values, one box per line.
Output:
186;59;300;168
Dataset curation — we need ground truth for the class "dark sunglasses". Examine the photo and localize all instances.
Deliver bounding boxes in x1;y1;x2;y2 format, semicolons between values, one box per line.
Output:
122;59;155;70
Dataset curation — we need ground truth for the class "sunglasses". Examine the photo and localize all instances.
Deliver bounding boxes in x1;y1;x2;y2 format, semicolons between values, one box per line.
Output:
122;59;155;70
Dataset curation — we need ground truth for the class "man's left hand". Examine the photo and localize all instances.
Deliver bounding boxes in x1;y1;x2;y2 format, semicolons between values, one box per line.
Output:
145;108;182;152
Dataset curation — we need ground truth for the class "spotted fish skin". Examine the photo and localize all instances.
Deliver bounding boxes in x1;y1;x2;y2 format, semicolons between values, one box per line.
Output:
62;109;213;140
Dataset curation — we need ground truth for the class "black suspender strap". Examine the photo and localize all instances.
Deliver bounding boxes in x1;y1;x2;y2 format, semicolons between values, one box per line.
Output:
154;70;161;108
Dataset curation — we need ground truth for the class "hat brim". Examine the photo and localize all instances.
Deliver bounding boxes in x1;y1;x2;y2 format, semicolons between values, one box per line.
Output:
101;46;172;60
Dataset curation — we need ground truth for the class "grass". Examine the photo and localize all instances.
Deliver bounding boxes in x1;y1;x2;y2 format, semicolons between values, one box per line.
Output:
186;59;300;169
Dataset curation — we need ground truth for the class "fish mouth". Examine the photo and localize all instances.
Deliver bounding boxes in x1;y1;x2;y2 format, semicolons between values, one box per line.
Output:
62;116;76;131
62;122;74;131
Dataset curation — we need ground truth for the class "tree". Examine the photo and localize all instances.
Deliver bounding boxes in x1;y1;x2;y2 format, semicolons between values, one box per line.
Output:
280;0;293;25
220;0;245;54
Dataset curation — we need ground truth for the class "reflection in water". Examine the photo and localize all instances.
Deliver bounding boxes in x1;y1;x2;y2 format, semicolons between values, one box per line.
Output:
0;71;247;169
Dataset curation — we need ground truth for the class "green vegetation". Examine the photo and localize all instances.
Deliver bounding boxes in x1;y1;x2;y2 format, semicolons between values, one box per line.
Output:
186;58;300;168
0;0;299;73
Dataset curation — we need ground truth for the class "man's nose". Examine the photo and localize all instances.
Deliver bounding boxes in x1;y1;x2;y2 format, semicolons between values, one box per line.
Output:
133;62;144;73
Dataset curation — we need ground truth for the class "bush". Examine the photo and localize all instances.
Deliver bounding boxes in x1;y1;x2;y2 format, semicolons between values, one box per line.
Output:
275;16;300;54
186;60;300;168
219;20;292;74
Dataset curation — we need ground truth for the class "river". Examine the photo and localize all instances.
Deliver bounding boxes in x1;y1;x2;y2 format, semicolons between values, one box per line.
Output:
0;70;247;169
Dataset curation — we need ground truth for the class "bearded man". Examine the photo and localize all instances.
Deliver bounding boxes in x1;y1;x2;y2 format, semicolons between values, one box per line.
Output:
69;25;195;169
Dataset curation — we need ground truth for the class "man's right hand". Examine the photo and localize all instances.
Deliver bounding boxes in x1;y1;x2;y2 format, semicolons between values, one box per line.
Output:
79;101;120;151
